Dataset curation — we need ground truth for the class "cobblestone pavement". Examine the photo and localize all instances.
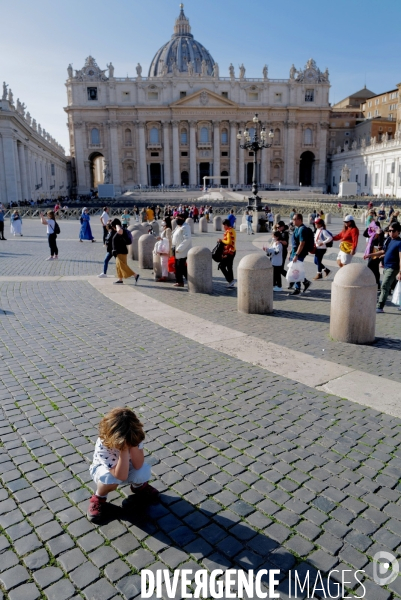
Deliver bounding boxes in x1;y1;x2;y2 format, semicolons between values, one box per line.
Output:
0;267;401;598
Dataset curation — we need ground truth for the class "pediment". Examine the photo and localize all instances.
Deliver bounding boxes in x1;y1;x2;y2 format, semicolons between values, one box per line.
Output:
171;89;238;108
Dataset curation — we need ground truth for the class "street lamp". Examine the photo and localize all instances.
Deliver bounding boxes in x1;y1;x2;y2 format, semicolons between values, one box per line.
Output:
237;114;274;211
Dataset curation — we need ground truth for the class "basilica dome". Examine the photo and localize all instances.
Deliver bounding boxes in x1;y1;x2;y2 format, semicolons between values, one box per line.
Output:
148;4;216;77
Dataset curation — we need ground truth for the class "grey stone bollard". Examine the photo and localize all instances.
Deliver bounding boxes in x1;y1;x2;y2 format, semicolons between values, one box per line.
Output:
152;251;162;280
360;212;365;224
330;264;377;344
172;218;177;231
128;230;142;261
274;213;281;224
213;216;222;231
138;234;156;269
238;254;273;314
239;224;247;233
326;213;332;224
186;217;194;233
129;223;147;234
150;220;159;235
199;216;208;232
187;247;213;294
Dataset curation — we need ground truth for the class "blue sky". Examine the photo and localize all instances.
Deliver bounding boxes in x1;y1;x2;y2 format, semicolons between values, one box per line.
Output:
2;0;400;151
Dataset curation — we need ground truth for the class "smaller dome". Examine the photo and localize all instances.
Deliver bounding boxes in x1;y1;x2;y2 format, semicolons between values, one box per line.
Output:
148;4;216;77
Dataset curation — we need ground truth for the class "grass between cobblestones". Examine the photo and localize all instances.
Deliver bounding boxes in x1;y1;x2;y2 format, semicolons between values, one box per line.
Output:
0;279;400;599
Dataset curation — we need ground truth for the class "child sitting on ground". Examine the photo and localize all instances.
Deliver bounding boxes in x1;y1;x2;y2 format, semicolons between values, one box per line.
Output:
87;407;159;521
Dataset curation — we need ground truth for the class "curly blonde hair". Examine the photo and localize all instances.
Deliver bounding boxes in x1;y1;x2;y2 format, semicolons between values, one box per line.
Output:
99;407;145;450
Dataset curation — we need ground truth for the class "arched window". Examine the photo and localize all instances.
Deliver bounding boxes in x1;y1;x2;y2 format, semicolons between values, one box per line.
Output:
126;165;133;181
150;127;159;144
91;128;100;145
221;128;228;144
125;128;132;145
248;127;256;140
181;129;188;145
200;127;209;143
304;128;313;145
274;128;281;145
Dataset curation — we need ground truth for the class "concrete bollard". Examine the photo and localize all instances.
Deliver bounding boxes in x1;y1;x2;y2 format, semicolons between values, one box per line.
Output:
238;254;273;314
150;220;160;236
172;218;177;231
326;213;332;224
186;217;194;233
274;213;281;225
213;216;222;231
199;216;208;232
239;224;247;233
138;234;156;269
330;264;377;344
128;230;142;261
129;223;147;234
360;213;365;224
187;246;213;294
152;251;162;280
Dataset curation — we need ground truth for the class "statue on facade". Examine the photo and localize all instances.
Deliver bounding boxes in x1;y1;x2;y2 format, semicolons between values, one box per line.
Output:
32;119;37;131
2;82;7;100
239;63;246;79
201;59;208;76
229;63;235;79
172;60;178;76
212;62;219;78
136;63;142;78
341;164;350;182
26;112;31;125
8;88;13;104
323;67;329;81
289;64;297;79
187;60;194;76
361;137;366;148
263;64;268;80
351;140;357;150
161;61;168;76
382;132;388;143
67;64;73;78
16;98;22;113
103;162;111;184
106;62;114;77
38;124;42;136
370;136;376;146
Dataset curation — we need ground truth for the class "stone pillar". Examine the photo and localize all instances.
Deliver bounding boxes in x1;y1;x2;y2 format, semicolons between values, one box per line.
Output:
213;121;220;184
274;213;281;225
213;216;222;231
150;220;160;236
326;213;332;224
172;121;180;185
138;234;156;269
187;247;213;294
137;122;148;185
163;122;171;187
317;122;328;187
230;123;237;186
1;136;18;204
17;144;28;200
128;230;143;261
189;121;197;186
285;122;297;185
14;141;22;200
199;216;208;232
239;124;245;185
84;161;91;189
153;252;162;280
238;254;273;314
330;264;377;344
186;217;194;233
172;218;177;231
109;122;121;188
73;122;87;193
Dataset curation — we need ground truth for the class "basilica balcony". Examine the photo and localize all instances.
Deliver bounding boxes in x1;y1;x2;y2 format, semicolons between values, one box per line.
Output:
88;143;103;149
197;142;212;149
147;143;162;150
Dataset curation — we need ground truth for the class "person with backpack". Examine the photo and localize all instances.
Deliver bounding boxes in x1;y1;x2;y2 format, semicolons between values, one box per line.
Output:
40;210;60;260
332;215;359;268
245;210;254;235
288;213;312;296
313;218;332;280
98;223;116;278
111;218;139;285
218;219;236;288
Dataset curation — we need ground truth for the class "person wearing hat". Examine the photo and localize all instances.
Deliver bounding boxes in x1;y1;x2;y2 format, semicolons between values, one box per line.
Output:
218;219;237;288
313;219;332;279
332;215;359;268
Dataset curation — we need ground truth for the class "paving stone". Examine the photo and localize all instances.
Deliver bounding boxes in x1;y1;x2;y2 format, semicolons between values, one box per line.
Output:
44;578;76;600
0;551;19;573
0;565;30;590
127;548;155;570
33;567;63;588
8;583;40;600
307;549;339;572
57;548;87;573
115;575;142;600
104;559;131;583
70;562;99;588
285;534;315;557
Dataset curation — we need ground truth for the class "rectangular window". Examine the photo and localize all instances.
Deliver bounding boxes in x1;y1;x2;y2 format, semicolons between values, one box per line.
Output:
368;112;371;118
221;151;228;156
180;91;187;98
150;152;159;157
87;87;98;101
181;152;188;156
248;92;259;101
386;172;391;186
305;89;314;102
355;174;358;183
364;174;368;186
274;93;282;103
51;164;55;176
148;92;158;100
375;172;379;186
391;162;395;173
221;92;228;98
249;152;254;156
122;91;130;101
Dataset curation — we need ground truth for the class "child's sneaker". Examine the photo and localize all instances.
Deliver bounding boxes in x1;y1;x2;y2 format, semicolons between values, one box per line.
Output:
87;495;107;521
130;482;160;504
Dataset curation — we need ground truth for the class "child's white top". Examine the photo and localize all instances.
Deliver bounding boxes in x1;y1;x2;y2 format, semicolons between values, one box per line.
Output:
92;437;144;470
267;241;283;266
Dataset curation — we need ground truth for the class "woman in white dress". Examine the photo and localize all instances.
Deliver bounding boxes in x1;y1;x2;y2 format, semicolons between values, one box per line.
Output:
10;211;22;236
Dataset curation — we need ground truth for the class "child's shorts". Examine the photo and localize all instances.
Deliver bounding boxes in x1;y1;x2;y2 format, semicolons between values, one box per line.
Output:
337;251;353;265
90;462;151;486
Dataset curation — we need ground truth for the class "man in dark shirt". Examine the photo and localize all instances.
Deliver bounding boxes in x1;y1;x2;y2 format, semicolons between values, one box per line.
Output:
366;222;401;312
289;214;312;296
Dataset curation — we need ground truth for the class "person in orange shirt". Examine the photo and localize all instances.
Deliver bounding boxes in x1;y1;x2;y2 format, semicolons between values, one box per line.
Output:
219;219;236;288
332;215;359;268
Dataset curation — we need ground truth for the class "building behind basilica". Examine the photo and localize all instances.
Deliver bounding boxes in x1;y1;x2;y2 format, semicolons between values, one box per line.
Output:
65;4;331;195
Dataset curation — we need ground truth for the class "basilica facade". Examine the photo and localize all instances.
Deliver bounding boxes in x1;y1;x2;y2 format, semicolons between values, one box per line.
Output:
65;5;331;195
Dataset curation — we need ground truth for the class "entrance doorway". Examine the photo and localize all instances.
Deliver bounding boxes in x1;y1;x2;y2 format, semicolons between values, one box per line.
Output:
221;171;229;186
150;163;162;187
181;171;189;185
246;163;254;185
89;152;104;188
199;162;210;185
299;151;315;186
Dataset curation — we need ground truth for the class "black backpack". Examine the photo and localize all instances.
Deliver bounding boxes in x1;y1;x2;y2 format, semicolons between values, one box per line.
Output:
325;230;333;248
301;225;315;254
54;221;60;235
212;241;225;262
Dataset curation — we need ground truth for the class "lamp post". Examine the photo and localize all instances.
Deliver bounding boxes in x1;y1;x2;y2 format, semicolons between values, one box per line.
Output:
237;114;274;213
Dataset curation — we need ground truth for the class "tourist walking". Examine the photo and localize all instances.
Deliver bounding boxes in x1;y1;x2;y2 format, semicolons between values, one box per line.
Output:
288;213;312;296
10;210;22;236
171;214;192;287
365;221;401;313
111;219;139;285
332;215;359;267
121;209;130;230
313;218;332;279
245;211;254;234
100;206;109;244
87;407;159;522
80;208;95;242
227;209;236;229
218;218;236;288
266;231;283;291
40;210;59;260
156;220;172;282
277;221;289;276
98;223;116;278
0;204;6;240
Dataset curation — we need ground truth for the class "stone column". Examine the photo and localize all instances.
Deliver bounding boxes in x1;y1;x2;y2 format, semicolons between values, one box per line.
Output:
172;121;180;185
84;161;91;189
285;122;297;185
0;136;7;201
239;123;245;185
163;121;171;187
230;123;237;186
317;122;328;187
17;144;29;200
73;122;87;193
14;141;22;200
213;121;220;184
1;136;18;204
109;121;121;188
137;122;148;185
189;121;197;186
